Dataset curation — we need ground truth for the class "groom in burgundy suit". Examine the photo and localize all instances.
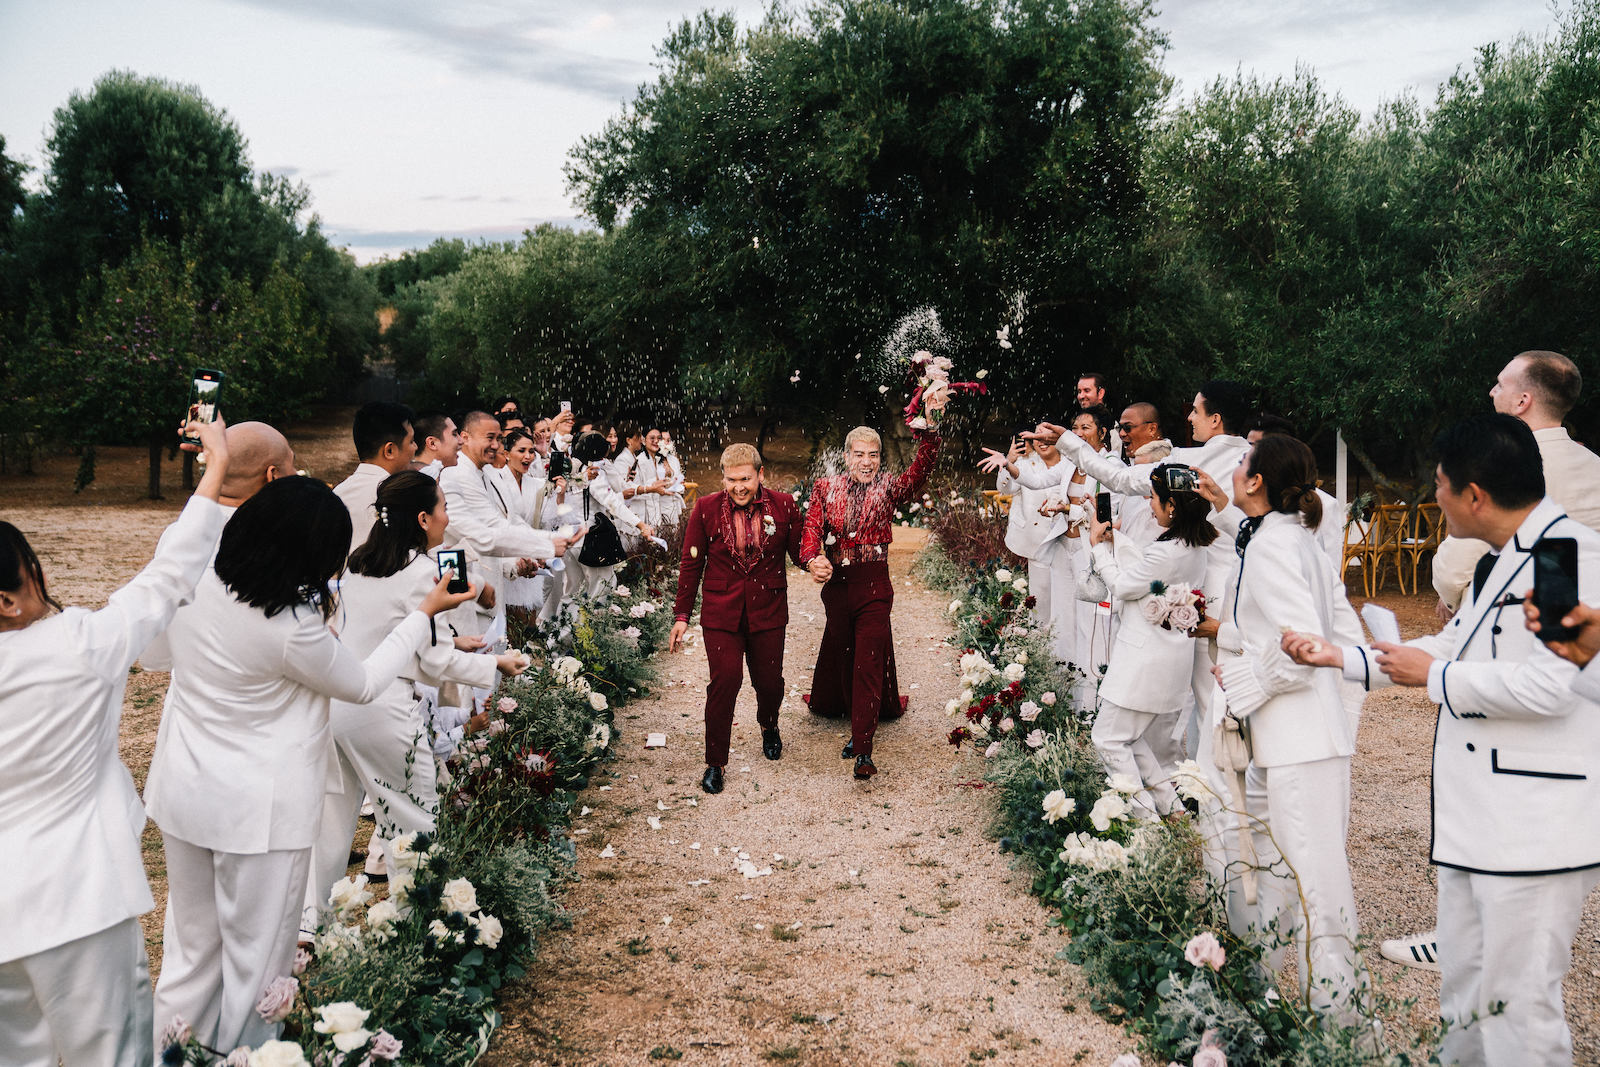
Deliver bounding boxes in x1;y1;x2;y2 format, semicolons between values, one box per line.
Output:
671;443;805;794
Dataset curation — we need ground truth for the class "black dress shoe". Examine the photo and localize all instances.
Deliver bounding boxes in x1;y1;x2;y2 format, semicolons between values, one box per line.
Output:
853;754;877;780
701;765;724;794
841;740;855;759
762;729;783;760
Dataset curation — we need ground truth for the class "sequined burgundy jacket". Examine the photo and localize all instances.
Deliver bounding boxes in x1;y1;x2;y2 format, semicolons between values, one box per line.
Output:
799;430;940;568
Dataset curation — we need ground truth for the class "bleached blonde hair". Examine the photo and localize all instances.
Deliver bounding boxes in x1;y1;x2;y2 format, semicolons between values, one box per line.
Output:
844;426;881;452
720;443;763;470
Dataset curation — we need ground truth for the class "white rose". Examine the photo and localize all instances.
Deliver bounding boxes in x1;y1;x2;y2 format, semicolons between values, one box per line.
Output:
589;692;608;712
984;742;1002;758
945;699;961;717
473;912;504;949
588;722;611;750
332;1029;374;1053
249;1041;310;1067
994;568;1013;583
1003;662;1025;682
389;868;416;902
999;716;1016;734
948;599;962;615
1041;789;1076;823
1108;773;1141;796
1015;651;1028;664
1089;793;1130;832
428;918;463;945
1012;578;1028;593
439;877;479;917
387;833;422;872
327;874;372;920
1040;691;1057;706
313;1001;371;1036
1018;701;1041;722
1024;729;1047;749
614;585;631;597
958;688;974;704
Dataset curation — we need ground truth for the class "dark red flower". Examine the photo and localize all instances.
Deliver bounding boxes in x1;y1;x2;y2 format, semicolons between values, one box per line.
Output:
948;726;973;747
1024;596;1037;609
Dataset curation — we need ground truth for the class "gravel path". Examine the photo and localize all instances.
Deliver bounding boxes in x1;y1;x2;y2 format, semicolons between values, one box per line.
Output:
483;529;1137;1066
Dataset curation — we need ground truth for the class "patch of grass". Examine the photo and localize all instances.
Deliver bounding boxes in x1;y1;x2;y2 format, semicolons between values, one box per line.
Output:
772;925;800;942
625;937;653;955
763;1047;802;1062
648;1047;684;1061
791;1012;817;1024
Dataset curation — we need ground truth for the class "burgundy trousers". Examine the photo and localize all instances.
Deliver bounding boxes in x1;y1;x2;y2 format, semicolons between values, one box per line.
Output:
807;561;903;757
702;623;785;767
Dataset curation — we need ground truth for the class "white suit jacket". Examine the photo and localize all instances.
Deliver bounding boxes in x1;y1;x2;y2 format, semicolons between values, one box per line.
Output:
1433;427;1600;608
998;455;1067;562
0;497;223;963
1093;537;1207;714
1344;498;1600;874
142;572;431;853
439;454;556;565
334;462;391;556
1213;511;1364;767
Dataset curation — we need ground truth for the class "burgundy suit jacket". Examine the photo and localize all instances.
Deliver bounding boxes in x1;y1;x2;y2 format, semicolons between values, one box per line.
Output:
673;487;804;633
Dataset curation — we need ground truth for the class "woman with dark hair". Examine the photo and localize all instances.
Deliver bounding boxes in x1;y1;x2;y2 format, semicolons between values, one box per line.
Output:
491;428;554;611
1200;434;1370;1027
0;418;230;1067
1085;464;1216;819
142;475;475;1053
304;472;526;928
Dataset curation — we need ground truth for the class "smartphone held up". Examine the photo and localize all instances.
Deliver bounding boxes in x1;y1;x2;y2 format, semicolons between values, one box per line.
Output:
437;548;470;595
1531;537;1580;644
183;369;224;444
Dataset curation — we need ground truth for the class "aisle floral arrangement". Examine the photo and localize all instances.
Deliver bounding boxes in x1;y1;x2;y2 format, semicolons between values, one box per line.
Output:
913;519;1444;1067
159;572;673;1066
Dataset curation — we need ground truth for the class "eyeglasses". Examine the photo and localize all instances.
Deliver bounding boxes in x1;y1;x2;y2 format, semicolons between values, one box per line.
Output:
1116;421;1152;434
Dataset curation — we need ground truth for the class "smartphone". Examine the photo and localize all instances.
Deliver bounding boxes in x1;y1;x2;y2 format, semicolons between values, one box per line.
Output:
1166;466;1199;493
560;400;572;413
1096;491;1113;525
1531;537;1580;643
183;369;224;444
436;548;469;595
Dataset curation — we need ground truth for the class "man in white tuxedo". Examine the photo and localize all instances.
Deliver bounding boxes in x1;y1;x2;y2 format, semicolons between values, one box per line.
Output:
1077;372;1124;459
1287;414;1600;1067
411;411;461;480
332;402;416;554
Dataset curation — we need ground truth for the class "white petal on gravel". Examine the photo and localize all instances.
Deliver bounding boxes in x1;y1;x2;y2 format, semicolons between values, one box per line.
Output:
909;684;920;690
688;879;710;887
662;916;672;926
657;800;670;810
848;869;859;879
773;854;784;861
738;852;750;861
739;894;754;900
788;921;803;931
628;775;639;781
580;806;592;816
738;861;774;879
599;845;616;858
753;923;765;930
739;766;751;773
691;842;701;850
599;786;611;791
685;799;698;807
668;839;679;845
713;846;721;855
572;828;591;836
647;816;663;831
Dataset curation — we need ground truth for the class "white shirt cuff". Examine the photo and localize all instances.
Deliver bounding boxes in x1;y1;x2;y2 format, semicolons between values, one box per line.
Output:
1340;646;1371;687
1426;660;1447;704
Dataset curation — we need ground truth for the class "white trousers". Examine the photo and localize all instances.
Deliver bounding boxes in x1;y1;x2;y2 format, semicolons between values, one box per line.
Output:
153;835;309;1054
304;701;437;928
1045;544;1088;700
1437;865;1600;1067
1026;556;1055;628
0;918;152;1067
1091;699;1182;818
1245;755;1368;1026
1190;652;1253;932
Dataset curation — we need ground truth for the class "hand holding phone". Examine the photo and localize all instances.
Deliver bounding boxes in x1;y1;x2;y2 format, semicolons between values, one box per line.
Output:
1531;538;1580;644
437;548;470;595
1095;491;1113;525
182;369;224;444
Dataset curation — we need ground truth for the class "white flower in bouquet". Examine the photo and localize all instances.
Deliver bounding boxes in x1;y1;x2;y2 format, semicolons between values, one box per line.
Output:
248;1041;310;1067
1107;773;1141;796
314;923;363;961
994;568;1013;583
313;1002;371;1040
365;899;404;941
428;917;464;945
327;874;373;920
497;696;518;714
1168;603;1201;632
440;877;479;916
1024;729;1047;749
1018;701;1041;722
588;722;612;750
1089;792;1131;832
614;585;631;597
908;416;928;430
959;688;974;704
1041;789;1076;823
945;699;962;717
1003;662;1026;682
472;912;505;949
1040;691;1057;706
1172;759;1215;802
999;716;1016;734
985;741;1003;757
1141;597;1167;626
254;976;298;1024
589;691;609;712
629;604;649;618
1012;578;1028;593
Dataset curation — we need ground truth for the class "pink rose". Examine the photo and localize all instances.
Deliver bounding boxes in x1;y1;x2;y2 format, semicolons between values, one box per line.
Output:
1193;1043;1228;1067
984;741;1002;758
999;717;1016;734
1183;930;1226;972
496;696;518;714
1169;604;1201;633
255;975;299;1023
158;1015;192;1048
292;946;312;975
367;1030;403;1061
1141;597;1167;625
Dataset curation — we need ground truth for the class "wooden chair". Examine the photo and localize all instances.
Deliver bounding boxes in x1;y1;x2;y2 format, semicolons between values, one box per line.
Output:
682;481;700;506
1366;503;1413;595
1403;503;1446;593
981;489;1012;516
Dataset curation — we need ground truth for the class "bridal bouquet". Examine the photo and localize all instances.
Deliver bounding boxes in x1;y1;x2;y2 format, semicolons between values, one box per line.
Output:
901;349;986;429
1141;581;1206;635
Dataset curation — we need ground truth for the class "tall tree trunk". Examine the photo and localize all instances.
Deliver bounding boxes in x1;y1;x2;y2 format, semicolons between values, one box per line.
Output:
182;450;196;491
147;436;164;500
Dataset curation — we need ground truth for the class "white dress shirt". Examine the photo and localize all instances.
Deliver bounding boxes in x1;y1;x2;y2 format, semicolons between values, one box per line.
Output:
998;455;1069;562
142;572;431;854
0;497;223;963
333;462;391;556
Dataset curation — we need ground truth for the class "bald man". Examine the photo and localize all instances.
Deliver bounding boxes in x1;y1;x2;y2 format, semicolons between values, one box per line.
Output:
216;422;296;509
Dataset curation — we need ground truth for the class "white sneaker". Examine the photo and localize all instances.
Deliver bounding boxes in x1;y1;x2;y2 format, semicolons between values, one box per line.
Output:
1380;929;1440;972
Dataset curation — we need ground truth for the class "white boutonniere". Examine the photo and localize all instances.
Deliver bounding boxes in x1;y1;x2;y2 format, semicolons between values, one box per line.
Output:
762;514;776;537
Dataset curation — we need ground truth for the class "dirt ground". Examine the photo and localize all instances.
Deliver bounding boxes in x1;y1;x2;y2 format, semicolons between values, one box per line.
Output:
5;408;1599;1066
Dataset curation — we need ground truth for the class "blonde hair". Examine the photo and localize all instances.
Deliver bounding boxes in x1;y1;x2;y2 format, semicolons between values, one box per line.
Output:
720;443;763;470
844;426;881;452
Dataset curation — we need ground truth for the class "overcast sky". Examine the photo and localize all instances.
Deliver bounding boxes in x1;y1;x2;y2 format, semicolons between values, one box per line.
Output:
0;0;1568;264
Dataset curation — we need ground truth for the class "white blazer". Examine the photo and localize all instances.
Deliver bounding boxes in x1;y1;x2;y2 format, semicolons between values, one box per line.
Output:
142;571;431;854
1215;511;1364;768
333;462;391;556
439;454;556;567
1344;498;1600;874
1093;536;1208;714
998;455;1067;562
0;497;223;963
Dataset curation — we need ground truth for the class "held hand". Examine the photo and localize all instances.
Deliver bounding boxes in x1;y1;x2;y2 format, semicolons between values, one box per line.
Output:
550;410;575;435
669;620;688;654
1192;468;1228;513
584;466;600;482
420;574;478;617
1021;422;1067;446
1088;510;1112;545
553;476;568;494
495;650;530;677
1280;630;1343;668
465;711;491;735
1211;664;1226;691
1373;640;1436;687
477;582;496;610
923;389;949;415
552;527;588;556
453;635;488;653
1524;596;1600;668
808;557;833;583
515;557;544;578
